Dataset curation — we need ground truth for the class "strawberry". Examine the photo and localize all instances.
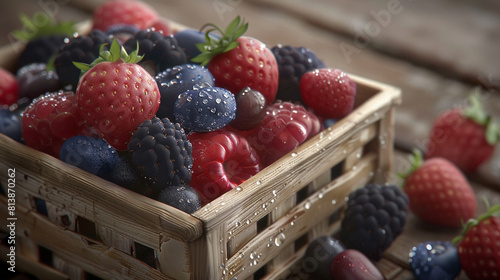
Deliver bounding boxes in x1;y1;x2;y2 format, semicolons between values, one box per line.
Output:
401;150;476;227
453;204;500;280
299;68;357;119
0;68;19;106
191;16;279;105
74;39;161;150
425;94;499;173
91;0;159;32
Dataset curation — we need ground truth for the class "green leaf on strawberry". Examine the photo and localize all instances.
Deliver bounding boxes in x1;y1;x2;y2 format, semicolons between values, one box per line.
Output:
452;202;500;246
191;16;248;66
462;93;500;145
13;13;76;42
73;39;143;75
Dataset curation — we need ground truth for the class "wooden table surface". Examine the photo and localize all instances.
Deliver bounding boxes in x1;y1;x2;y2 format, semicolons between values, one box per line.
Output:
1;0;499;279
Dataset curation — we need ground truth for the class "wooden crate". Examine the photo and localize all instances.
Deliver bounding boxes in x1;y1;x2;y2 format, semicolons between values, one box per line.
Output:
0;19;401;280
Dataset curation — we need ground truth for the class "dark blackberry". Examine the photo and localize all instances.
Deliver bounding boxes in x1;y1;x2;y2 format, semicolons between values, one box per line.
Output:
53;30;112;89
339;183;409;261
123;30;187;75
271;45;326;103
17;34;67;70
128;117;193;191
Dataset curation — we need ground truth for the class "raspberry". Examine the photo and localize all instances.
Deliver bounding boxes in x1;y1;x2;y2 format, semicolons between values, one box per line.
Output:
339;183;409;261
21;91;84;157
128;117;193;191
244;101;321;167
188;130;261;204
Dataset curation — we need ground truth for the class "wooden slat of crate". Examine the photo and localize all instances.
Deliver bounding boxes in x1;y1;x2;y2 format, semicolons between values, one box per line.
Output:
0;244;70;280
0;144;203;246
0;195;173;280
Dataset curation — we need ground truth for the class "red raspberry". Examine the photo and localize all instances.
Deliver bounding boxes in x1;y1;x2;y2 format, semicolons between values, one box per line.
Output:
300;68;357;119
188;130;261;204
22;91;84;157
245;101;321;167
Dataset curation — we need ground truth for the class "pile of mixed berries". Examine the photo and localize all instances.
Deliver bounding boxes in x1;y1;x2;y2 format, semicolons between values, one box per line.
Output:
0;0;358;211
1;1;499;279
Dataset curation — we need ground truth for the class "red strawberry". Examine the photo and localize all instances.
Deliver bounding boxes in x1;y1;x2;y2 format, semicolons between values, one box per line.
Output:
425;94;499;173
244;101;320;167
74;39;161;150
92;0;159;32
453;204;500;280
401;150;476;227
0;68;19;106
188;130;261;204
300;68;357;119
330;249;385;280
192;16;279;104
21;91;84;157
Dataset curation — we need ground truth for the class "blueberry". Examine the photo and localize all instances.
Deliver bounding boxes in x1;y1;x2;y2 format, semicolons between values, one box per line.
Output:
16;63;62;100
324;118;338;128
0;107;23;143
174;29;219;63
409;241;461;280
302;236;346;279
157;185;201;214
60;135;119;178
155;64;214;120
174;85;236;132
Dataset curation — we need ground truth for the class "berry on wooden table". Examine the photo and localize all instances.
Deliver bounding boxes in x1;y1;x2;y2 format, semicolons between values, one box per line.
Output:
453;204;500;280
339;183;408;261
409;241;461;280
425;93;499;173
401;150;476;227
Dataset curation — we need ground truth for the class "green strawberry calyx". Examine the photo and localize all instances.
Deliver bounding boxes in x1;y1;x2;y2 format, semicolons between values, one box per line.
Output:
191;16;248;66
13;13;76;42
397;149;424;184
462;93;500;145
73;38;143;74
452;202;500;246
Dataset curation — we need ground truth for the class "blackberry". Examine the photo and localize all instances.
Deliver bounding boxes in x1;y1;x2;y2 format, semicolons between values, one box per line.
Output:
123;30;187;75
157;185;201;214
53;30;112;89
339;183;408;261
17;34;67;70
128;117;193;190
271;45;326;103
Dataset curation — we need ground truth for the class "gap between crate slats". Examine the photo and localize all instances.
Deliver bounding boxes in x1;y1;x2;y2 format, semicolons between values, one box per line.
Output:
0;195;174;280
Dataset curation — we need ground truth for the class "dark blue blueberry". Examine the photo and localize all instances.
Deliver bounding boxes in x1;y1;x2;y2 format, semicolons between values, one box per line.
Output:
157;185;201;214
174;85;236;132
0;107;23;143
324;118;338;129
155;64;214;120
409;241;461;280
59;135;119;178
302;236;346;279
174;29;219;63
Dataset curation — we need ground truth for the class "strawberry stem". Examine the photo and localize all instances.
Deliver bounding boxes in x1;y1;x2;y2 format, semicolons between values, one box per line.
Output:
462;93;500;145
191;16;248;66
452;202;500;246
397;149;424;183
13;13;76;42
73;38;143;75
